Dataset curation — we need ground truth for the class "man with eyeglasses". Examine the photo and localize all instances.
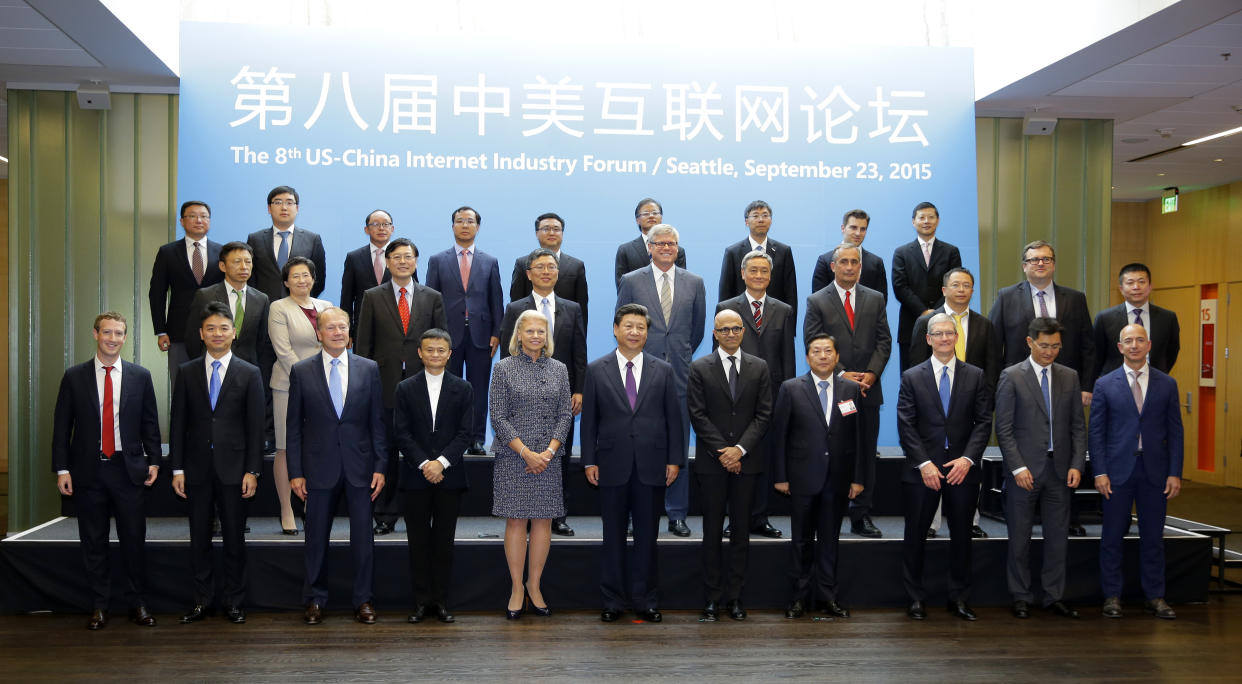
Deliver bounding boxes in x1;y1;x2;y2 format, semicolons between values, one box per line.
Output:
341;209;412;341
718;200;797;319
510;212;589;332
891;202;962;371
614;198;686;291
247;186;327;301
149;200;224;389
687;309;772;621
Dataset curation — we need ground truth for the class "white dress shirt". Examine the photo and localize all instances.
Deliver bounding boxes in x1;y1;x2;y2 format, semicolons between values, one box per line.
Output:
1029;283;1057;319
184;236;205;266
226;283;249;320
745;291;766;320
943;303;971;345
173;351;233;476
321;350;349;406
271;225;296;261
833;281;856;310
810;371;833;429
420;369;452;471
96;355;123;454
717;347;747;455
651;263;675;302
918;356;974;469
748;237;767;253
532;292;555;336
617;349;644;389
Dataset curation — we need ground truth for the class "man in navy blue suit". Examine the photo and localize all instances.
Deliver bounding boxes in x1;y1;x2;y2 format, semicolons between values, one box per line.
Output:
425;206;503;455
582;303;685;623
148;200;223;388
1089;323;1183;620
287;307;388;626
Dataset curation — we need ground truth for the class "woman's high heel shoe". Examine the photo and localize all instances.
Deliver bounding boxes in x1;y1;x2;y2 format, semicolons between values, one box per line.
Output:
505;594;526;620
526;591;552;617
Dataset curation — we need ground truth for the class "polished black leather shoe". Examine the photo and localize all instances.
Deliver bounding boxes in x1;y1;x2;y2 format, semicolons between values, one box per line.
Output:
128;605;157;627
636;609;663;623
907;600;927;620
626;521;633;537
1068;523;1087;537
1146;598;1176;620
600;609;622;622
821;600;850;618
179;604;211;624
263;440;276;455
752;522;783;538
722;525;731;539
1102;596;1123;619
526;592;551;617
700;601;719;622
784;601;806;619
1011;600;1031;619
725;599;747;621
435;604;456;623
851;516;882;538
355;602;376;624
1045;600;1079;618
551;518;575;537
947;600;977;621
407;604;426;624
374;521;394;536
225;606;246;624
668;519;691;537
466;441;487;455
87;609;107;631
304;602;323;625
971;525;988;538
926;528;938;538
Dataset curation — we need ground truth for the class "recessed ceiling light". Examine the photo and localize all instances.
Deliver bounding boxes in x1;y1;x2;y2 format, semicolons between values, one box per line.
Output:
1120;137;1148;144
1214;158;1224;162
1157;173;1166;176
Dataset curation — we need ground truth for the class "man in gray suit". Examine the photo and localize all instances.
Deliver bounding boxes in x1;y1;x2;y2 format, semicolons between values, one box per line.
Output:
616;224;706;536
994;317;1086;620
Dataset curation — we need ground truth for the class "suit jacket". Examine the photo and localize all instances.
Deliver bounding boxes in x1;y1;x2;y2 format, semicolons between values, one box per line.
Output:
148;238;223;342
990;281;1095;392
770;373;865;497
498;295;587;394
354;282;447;407
510;252;589;330
718;238;798;320
340;243;413;338
1092;302;1180;382
616;265;706;390
580;352;686;488
425;246;504;348
268;296;332;391
286;353;388;490
803;284;892;406
715;294;796;399
891;238;961;344
614;235;686;290
687;350;773;475
909;307;1002;392
811;247;888;305
896;359;993;484
246;227;328;300
184;283;275;380
51;359;161;487
1088;365;1184;488
394;370;473;491
994;360;1087;481
169;355;265;485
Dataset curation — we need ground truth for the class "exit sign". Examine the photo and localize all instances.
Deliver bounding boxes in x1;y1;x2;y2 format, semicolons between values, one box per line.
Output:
1162;194;1178;213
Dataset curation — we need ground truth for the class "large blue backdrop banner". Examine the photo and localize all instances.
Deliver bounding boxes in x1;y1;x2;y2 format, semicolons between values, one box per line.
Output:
178;21;978;447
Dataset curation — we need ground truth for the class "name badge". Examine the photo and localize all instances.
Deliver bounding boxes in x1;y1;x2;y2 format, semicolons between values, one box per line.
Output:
837;400;858;416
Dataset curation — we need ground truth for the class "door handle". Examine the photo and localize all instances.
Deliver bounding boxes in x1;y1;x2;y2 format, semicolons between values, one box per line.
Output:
1182;391;1192;414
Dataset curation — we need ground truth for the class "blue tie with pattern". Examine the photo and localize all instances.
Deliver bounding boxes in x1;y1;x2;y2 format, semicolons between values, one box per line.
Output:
209;360;221;410
939;365;951;447
329;358;344;418
1041;366;1053;450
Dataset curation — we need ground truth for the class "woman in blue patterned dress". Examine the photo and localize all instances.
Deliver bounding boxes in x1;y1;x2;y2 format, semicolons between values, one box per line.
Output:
490;309;572;619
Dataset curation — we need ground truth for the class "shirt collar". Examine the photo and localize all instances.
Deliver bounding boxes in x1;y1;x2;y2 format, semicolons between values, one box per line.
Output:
455;243;474;257
390;279;413;297
810;371;833;387
616;349;642;369
717;347;740;364
1127;362;1151;377
1028;356;1052;373
206;350;233;367
918;236;935;250
749;236;766;252
321;349;347;367
745;291;766;307
930;355;954;377
95;356;121;372
833;281;854;299
273;225;295;236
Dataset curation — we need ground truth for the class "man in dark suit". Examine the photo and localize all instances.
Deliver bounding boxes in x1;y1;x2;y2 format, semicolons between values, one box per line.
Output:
994;317;1087;620
170;302;265;625
148;200;223;388
355;237;448;535
509;212;589;332
499;248;588;537
772;333;864;619
425;206;503;455
897;314;993;622
394;328;473;624
616;224;706;536
245;185;327;300
688;310;772;621
804;243;891;538
582;303;685;623
718;200;797;319
340;209;408;340
1092;263;1180;382
1090;323;1183;620
53;312;162;630
287;307;388;626
614;197;686;290
811;208;888;302
716;250;794;539
891;202;962;371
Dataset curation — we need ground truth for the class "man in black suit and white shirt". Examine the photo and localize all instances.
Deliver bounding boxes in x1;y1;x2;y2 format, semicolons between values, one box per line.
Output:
891;202;962;371
340;209;409;340
614;198;686;290
148;200;223;388
1092;262;1180;382
811;208;888;302
510;212;589;331
246;185;327;301
183;241;275;389
718;200;797;319
53;312;162;630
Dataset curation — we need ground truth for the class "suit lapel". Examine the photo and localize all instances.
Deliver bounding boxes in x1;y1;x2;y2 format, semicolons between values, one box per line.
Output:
602;353;632;413
799;374;828;430
828;289;854;338
379;284;404;333
920;361;944;416
711;354;734;403
1020;362;1049;419
214;358;239;412
1053;284;1069;321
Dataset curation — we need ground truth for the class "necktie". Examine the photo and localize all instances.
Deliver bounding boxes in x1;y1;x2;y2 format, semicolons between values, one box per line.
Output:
818;380;830;424
752;300;763;331
233;289;245;339
541;297;552;335
209;360;221;410
1041;366;1053;450
101;366;115;457
276;231;290;269
373;248;384;285
952;312;966;361
1131;369;1144;449
625;361;638;410
844;290;855;329
660;272;673;324
191;241;204;284
939;365;951;447
329;358;344;418
1037;290;1049;318
459;249;471;290
398;287;410;334
922;241;931;267
1133;308;1143;326
727;355;738;400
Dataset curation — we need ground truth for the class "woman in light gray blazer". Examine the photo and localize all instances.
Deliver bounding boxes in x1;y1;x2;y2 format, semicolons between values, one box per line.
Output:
269;256;332;534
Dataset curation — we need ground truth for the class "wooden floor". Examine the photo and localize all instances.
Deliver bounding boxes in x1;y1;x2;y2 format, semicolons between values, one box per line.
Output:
4;595;1242;682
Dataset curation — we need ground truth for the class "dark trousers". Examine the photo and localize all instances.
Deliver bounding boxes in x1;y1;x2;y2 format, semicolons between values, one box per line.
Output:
848;404;880;523
749;465;774;529
663;390;691;521
187;474;248;608
373;408;402;526
402;487;463;608
448;324;492;443
1005;463;1071;605
1100;457;1168;599
789;483;847;603
304;478;375;608
698;471;756;602
166;342;190;395
902;475;978;602
600;476;665;612
557;422;575;519
76;459;147;610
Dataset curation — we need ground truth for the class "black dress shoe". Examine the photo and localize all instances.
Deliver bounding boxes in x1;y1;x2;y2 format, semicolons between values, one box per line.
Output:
851;516;882;538
725;599;747;621
466;441;487;455
264;440;276;455
180;604;211;624
1102;596;1123;619
1011;600;1031;619
1068;523;1087;537
700;601;719;622
1045;601;1079;618
785;601;806;619
722;525;731;539
225;605;246;624
128;605;157;627
87;609;107;631
970;525;988;538
374;521;394;536
947;600;977;621
636;609;663;623
626;522;633;537
751;522;783;538
668;519;691;537
211;519;222;537
1145;598;1176;620
304;602;323;625
435;604;456;623
926;528;938;538
821;601;850;618
601;609;622;622
407;604;426;624
551;518;574;536
907;601;927;620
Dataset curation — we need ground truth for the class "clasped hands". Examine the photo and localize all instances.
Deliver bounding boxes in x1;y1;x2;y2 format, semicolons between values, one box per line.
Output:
521;446;554;474
919;457;973;491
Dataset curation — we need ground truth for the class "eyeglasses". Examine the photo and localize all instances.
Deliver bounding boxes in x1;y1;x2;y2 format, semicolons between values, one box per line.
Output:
1024;256;1055;265
747;213;771;220
928;330;957;338
1033;342;1062;351
715;326;744;335
453;218;478;226
388;254;417;263
649;241;677;249
269;199;298;207
537;226;563;234
638;211;662;219
366;221;393;229
529;264;558;273
182;213;210;221
945;282;973;290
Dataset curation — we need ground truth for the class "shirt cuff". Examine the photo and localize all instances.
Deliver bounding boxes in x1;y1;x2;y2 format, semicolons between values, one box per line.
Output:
735;445;747;457
438;456;451;470
56;470;69;475
173;469;184;476
1011;466;1028;476
917;460;932;470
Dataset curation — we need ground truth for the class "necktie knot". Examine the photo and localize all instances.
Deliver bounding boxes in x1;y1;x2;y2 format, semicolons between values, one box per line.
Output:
331;358;340;368
399;287;407;296
212;360;221;370
104;365;114;373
